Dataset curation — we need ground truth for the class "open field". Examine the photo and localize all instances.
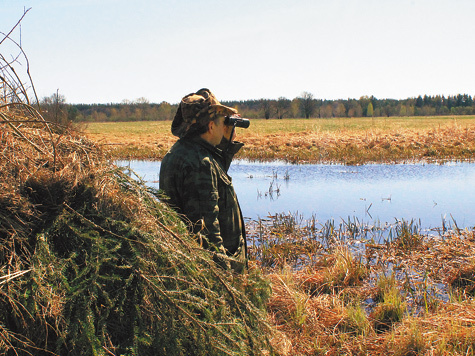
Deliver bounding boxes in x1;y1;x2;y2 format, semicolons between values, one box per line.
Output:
84;116;475;164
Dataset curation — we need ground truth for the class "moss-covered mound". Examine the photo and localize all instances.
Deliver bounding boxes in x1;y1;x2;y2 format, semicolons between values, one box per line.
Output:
0;104;273;355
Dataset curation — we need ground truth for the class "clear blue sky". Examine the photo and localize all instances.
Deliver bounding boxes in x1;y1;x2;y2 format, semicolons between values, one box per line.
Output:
1;0;474;104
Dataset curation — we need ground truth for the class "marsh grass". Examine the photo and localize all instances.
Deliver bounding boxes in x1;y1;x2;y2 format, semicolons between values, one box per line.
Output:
387;218;425;250
447;259;475;297
322;245;368;293
247;213;475;355
386;301;475;355
371;273;407;332
85;116;475;164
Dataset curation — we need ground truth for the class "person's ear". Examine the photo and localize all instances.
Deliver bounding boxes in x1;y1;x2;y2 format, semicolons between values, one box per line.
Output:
207;120;214;133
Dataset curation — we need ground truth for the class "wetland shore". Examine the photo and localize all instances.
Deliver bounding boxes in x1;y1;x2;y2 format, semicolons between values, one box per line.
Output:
84;116;475;355
84;116;475;164
2;113;475;355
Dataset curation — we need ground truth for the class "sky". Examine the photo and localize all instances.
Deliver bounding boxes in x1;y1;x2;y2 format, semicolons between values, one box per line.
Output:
1;0;474;104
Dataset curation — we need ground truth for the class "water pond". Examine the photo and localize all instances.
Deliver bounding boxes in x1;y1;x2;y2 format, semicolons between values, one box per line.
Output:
117;160;475;232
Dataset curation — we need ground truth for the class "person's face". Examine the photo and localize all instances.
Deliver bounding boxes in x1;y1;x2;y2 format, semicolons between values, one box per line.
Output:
204;115;237;146
208;115;226;146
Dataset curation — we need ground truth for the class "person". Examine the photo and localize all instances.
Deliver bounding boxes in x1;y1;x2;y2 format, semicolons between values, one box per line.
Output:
159;88;247;273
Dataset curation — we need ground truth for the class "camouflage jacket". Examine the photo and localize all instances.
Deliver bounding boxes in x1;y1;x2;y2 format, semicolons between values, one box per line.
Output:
159;136;246;262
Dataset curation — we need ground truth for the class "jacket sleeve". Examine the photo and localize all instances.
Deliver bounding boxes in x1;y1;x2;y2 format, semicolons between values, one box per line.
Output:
180;157;223;251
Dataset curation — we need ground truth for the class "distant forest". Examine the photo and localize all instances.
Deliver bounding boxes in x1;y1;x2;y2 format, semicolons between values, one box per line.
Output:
40;92;475;125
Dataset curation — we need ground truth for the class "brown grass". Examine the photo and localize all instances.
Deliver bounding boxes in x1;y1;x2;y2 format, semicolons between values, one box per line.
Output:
84;118;475;164
242;124;475;164
251;215;475;355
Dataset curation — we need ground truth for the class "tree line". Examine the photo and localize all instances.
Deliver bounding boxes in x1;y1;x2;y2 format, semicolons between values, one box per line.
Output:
39;92;475;125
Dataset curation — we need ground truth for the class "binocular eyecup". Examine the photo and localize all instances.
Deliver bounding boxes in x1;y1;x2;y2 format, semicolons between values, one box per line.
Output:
224;115;250;129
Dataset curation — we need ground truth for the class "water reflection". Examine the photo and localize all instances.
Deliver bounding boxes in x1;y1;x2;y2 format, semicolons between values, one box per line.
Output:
117;160;475;230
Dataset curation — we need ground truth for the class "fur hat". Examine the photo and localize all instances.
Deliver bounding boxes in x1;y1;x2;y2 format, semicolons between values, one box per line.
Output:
171;88;237;138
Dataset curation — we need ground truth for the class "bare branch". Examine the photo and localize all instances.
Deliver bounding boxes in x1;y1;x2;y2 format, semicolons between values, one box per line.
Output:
0;8;31;46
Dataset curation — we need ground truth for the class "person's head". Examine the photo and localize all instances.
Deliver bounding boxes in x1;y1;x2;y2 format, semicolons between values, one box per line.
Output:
200;112;237;146
171;88;238;144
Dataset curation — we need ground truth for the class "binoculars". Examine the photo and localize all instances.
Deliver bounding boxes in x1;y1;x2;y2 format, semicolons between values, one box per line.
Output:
224;115;250;129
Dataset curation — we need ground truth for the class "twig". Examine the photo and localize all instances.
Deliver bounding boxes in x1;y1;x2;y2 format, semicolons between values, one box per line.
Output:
63;203;148;247
102;346;117;356
0;269;31;285
0;112;48;155
0;8;31;47
155;218;193;253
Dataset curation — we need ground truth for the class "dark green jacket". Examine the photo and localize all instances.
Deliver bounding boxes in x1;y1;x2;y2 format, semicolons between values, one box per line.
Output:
159;136;246;267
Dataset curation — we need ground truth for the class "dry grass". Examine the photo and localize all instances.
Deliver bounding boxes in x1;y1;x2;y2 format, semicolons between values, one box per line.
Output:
84;121;175;159
249;215;475;355
241;121;475;164
84;117;475;164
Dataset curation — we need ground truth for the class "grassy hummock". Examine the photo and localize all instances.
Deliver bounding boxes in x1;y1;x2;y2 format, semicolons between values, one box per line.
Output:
0;105;273;355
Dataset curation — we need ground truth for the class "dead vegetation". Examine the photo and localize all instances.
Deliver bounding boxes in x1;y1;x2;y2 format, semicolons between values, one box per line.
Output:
240;125;475;164
247;215;475;355
85;119;475;165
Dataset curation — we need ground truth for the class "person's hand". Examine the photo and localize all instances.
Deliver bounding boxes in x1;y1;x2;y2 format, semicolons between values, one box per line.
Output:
223;124;236;142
